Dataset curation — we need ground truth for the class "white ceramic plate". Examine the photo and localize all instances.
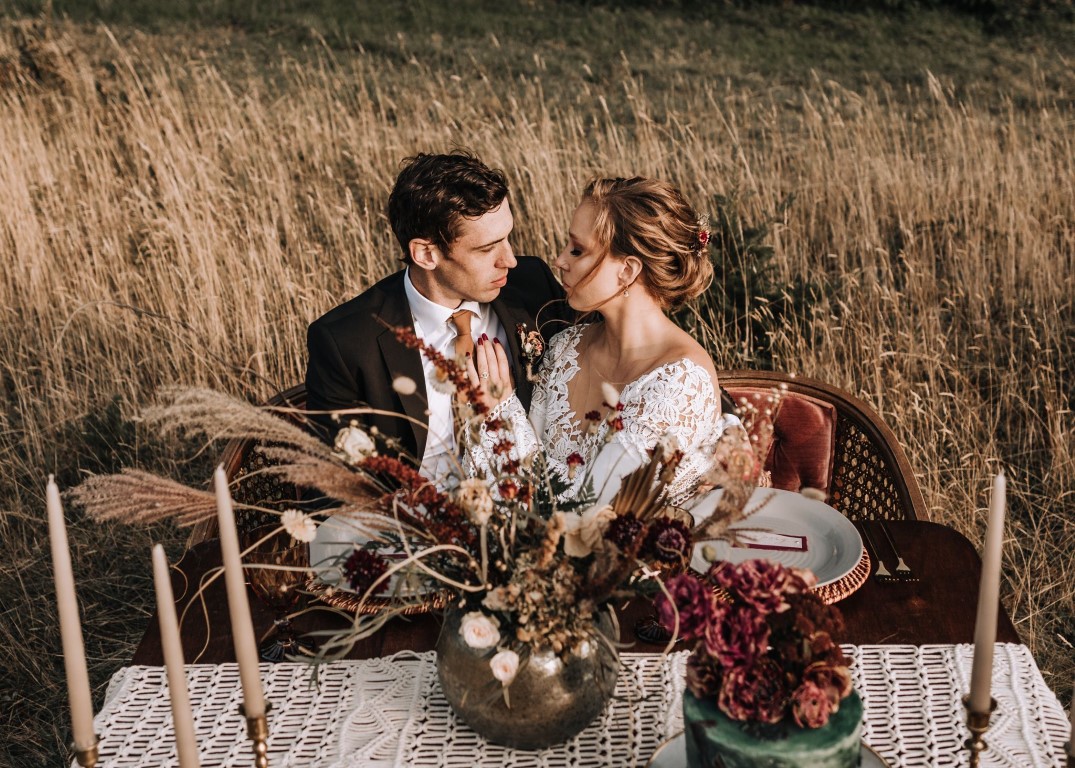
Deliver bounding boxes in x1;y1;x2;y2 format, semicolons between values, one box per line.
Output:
645;731;890;768
307;515;428;597
686;487;862;588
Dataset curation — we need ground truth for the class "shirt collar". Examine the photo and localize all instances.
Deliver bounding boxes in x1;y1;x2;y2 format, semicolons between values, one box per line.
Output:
404;269;482;335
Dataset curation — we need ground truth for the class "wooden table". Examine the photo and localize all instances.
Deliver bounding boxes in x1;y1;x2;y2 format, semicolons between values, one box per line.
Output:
132;520;1019;666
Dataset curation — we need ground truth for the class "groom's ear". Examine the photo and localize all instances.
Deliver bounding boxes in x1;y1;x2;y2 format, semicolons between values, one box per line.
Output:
409;239;439;271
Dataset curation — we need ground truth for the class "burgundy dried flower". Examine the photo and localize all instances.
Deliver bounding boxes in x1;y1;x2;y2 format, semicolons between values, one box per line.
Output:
655;572;714;642
685;559;851;729
791;679;835;729
342;548;389;595
359;454;476;549
643;518;693;567
718;658;789;724
806;631;843;665
603;512;645;554
686;649;723;699
484;416;505;431
391;325;488;416
492;439;514;456
801;660;853;705
709;559;813;616
793;591;845;640
704;601;770;670
698;229;710;247
498;479;519;500
566;451;584;479
608;416;625;432
500;458;521;475
583;410;601;422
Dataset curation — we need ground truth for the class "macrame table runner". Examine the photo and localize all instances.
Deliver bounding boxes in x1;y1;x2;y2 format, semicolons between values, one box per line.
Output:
86;644;1069;767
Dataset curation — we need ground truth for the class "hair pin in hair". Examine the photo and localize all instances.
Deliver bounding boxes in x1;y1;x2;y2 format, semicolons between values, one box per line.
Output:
695;213;711;250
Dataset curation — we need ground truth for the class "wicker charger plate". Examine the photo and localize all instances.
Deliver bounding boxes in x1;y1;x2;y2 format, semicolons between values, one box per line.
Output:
813;546;870;605
708;547;869;607
305;578;453;615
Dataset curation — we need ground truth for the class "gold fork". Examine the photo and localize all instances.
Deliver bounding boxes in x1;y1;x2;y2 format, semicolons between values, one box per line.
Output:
879;523;917;581
859;525;894;580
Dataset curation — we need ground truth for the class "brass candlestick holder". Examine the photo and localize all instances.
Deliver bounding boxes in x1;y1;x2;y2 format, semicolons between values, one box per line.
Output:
239;703;272;768
962;695;997;768
73;736;100;767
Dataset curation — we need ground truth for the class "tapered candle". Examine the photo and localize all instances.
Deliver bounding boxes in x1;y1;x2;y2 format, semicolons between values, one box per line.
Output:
214;466;266;718
969;471;1005;713
46;475;97;751
152;544;201;767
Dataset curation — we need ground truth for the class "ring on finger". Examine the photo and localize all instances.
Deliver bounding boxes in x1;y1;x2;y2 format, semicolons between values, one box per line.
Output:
480;371;489;379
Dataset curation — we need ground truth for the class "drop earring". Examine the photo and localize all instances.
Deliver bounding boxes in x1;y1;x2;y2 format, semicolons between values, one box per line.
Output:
622;288;629;298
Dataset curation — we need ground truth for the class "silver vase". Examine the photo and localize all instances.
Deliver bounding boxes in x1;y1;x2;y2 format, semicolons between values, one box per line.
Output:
436;609;620;750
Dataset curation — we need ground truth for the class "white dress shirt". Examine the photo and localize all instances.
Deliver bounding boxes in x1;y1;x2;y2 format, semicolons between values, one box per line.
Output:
403;270;512;484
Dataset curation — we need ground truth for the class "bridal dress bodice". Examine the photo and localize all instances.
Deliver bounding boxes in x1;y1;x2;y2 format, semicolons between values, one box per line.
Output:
468;324;737;505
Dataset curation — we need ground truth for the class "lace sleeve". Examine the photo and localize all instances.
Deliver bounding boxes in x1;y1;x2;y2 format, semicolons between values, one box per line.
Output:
610;362;726;504
464;328;578;482
463;396;541;479
528;326;580;440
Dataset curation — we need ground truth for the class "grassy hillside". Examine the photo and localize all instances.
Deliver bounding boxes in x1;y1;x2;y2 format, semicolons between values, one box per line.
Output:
0;2;1072;765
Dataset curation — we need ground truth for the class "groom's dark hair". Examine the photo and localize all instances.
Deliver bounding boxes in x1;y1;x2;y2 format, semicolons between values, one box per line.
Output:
388;150;509;262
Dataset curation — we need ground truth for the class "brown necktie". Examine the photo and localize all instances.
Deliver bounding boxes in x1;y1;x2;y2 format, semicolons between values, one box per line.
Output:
448;310;475;362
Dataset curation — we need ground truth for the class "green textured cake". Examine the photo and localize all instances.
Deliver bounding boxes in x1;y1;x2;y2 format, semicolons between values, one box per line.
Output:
683;690;863;768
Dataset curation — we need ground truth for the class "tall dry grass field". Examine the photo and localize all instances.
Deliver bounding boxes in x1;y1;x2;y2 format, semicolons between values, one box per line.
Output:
0;21;1071;765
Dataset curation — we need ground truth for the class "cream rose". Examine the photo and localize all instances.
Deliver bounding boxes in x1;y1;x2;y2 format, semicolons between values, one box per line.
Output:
489;649;520;685
562;504;616;558
459;611;501;649
333;421;375;464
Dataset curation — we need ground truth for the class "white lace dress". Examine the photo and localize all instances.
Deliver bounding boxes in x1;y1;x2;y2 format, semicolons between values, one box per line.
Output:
468;324;738;504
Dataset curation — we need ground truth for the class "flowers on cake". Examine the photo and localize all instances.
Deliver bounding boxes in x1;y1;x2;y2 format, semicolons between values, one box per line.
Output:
657;559;853;729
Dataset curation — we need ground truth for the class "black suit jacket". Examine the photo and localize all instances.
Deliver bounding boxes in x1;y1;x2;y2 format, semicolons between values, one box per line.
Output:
305;256;570;459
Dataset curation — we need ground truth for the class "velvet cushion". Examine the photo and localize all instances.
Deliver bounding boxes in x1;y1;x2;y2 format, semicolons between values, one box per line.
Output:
724;387;837;495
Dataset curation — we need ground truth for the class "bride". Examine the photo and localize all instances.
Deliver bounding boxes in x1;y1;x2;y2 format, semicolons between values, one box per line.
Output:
467;176;741;504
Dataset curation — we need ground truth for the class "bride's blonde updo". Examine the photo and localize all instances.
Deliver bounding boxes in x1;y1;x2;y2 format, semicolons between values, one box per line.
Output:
583;176;714;310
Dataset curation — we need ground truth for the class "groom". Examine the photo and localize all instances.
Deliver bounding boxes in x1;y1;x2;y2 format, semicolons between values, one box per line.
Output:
305;151;568;479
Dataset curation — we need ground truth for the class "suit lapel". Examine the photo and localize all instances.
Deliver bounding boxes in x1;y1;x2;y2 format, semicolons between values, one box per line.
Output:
492;287;536;409
375;280;429;458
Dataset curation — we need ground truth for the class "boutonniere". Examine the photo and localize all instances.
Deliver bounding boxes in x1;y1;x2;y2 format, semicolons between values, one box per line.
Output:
516;323;545;382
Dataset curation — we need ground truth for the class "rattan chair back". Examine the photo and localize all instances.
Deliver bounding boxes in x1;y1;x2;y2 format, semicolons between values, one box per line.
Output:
719;370;925;521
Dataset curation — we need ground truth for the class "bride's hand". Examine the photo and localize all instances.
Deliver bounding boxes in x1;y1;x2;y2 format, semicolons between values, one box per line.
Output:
465;335;514;410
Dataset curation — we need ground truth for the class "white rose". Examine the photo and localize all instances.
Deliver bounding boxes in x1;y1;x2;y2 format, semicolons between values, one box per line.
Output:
333;421;376;464
392;375;418;396
280;508;317;543
562;504;616;558
455;478;494;526
489;649;520;686
459;611;501;649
